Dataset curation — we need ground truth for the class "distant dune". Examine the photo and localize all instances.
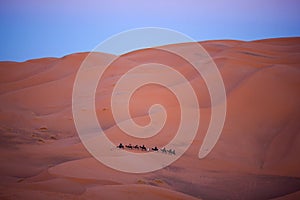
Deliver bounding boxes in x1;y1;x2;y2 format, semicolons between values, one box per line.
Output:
0;37;300;200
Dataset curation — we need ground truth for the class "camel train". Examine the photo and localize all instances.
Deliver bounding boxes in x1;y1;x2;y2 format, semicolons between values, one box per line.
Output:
117;143;176;155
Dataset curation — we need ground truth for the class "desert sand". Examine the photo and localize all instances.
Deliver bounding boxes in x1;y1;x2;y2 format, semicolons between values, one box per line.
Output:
0;37;300;199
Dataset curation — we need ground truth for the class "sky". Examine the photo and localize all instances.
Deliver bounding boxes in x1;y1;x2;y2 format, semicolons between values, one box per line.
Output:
0;0;300;61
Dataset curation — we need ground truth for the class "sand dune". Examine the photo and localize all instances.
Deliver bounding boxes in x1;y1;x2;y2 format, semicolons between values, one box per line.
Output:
0;37;300;199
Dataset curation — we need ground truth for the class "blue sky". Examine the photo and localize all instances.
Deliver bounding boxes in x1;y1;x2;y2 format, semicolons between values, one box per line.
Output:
0;0;300;61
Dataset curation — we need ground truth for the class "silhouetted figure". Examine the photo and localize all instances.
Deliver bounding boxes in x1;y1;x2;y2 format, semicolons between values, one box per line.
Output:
167;149;175;155
125;144;133;149
161;147;167;153
152;146;159;151
133;145;139;149
117;143;124;149
140;145;147;151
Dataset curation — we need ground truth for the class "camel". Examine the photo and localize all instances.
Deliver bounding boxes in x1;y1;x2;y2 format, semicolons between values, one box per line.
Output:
167;149;176;155
161;147;167;153
117;143;124;149
152;146;159;151
125;144;133;149
139;145;147;151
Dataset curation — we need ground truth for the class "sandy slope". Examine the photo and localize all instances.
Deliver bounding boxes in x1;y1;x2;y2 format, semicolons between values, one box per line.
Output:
0;37;300;199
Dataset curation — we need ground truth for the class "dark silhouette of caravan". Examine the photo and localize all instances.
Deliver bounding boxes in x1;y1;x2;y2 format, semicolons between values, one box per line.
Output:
117;143;175;155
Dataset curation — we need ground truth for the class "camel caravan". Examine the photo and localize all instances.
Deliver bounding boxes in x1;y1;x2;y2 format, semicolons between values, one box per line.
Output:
116;143;176;155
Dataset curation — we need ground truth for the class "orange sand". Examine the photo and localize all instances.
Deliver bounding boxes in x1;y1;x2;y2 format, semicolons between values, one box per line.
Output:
0;38;300;199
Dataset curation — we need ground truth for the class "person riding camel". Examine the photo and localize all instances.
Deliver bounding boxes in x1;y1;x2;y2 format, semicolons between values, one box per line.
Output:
140;144;147;151
161;147;167;153
125;144;133;149
117;143;124;149
152;146;159;151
